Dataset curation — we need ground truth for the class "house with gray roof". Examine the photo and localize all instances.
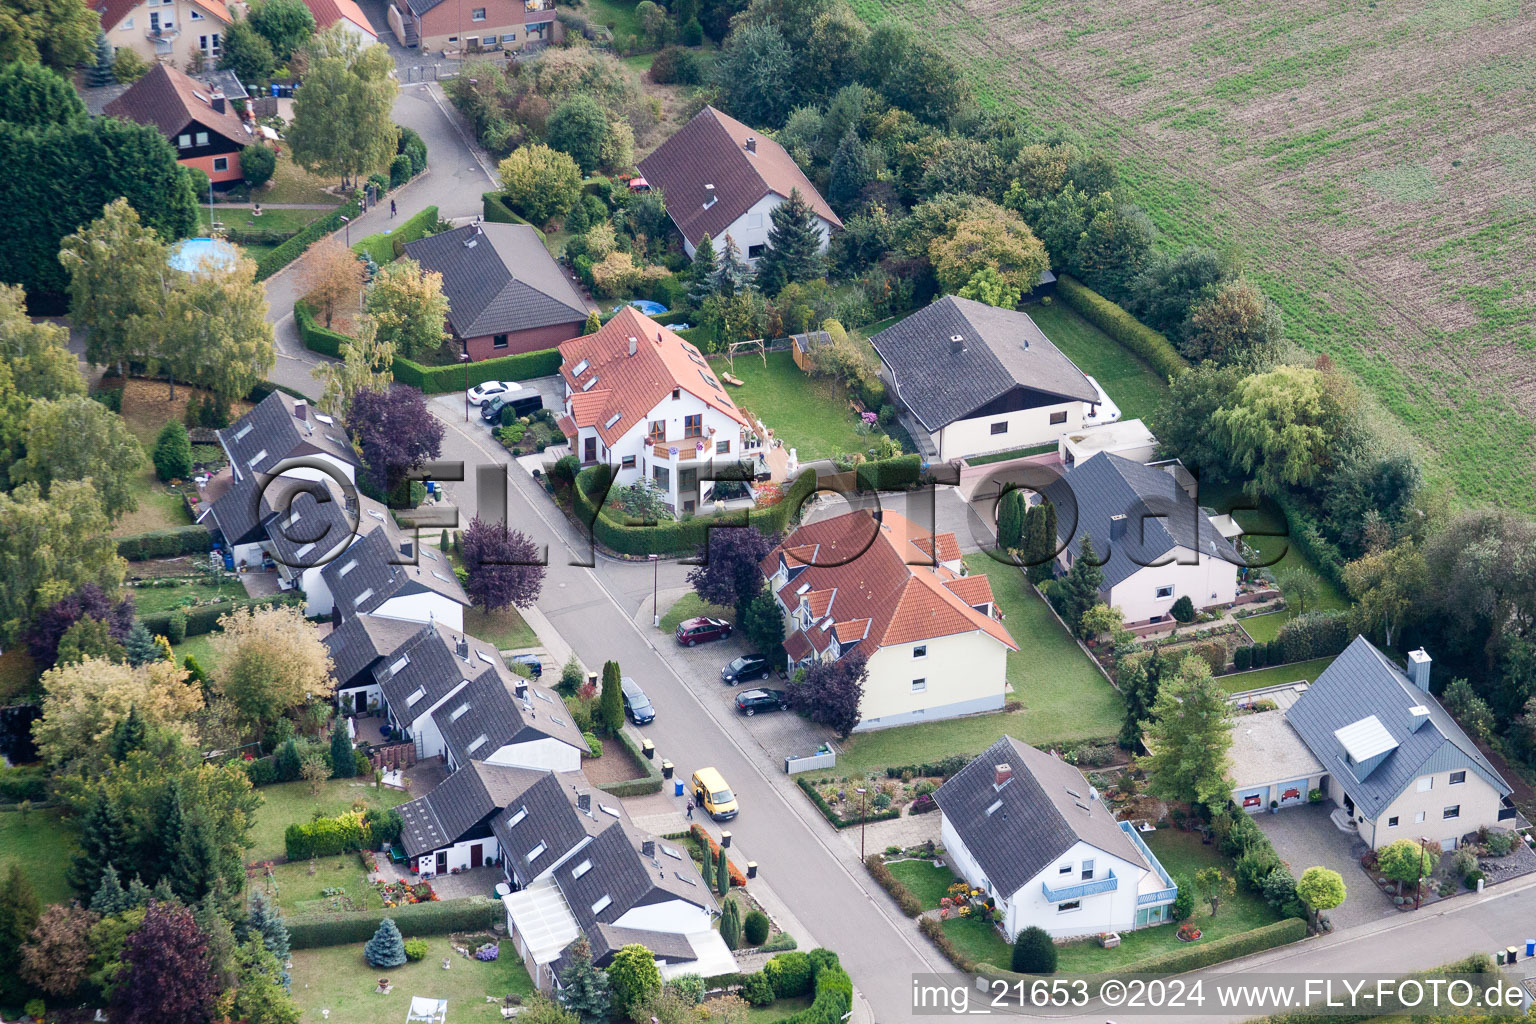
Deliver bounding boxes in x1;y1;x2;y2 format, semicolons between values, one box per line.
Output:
935;736;1178;939
403;223;589;362
320;527;469;632
1041;451;1240;625
1229;637;1517;850
869;296;1105;462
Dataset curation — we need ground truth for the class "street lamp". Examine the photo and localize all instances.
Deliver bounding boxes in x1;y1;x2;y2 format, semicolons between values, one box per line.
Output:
1415;837;1432;910
856;787;867;860
461;352;472;422
650;554;660;627
339;214;351;246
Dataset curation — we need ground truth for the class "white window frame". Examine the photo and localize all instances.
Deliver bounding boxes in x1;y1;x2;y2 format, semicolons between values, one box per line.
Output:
1414;811;1426;824
212;156;228;172
177;133;192;148
1155;585;1174;599
1443;805;1460;819
911;678;926;693
1057;900;1081;913
1081;858;1095;881
989;421;1008;436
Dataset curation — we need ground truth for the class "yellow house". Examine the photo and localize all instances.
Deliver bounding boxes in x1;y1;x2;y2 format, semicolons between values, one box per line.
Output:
98;0;233;70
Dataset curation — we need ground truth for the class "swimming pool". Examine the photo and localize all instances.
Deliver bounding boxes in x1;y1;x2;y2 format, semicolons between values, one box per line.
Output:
168;237;240;274
612;299;669;317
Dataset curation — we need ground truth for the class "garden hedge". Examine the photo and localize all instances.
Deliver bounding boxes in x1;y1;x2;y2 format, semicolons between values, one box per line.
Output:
863;855;923;916
1271;493;1348;591
386;205;440;258
116;524;212;560
1056;274;1187;381
286;895;501;949
255;198;362;281
285;810;370;860
796;778;901;830
778;964;852;1024
294;299;354;358
138;593;302;640
594;728;664;797
0;766;47;802
479;192;545;240
855;453;922;493
689;824;746;888
1275;610;1349;663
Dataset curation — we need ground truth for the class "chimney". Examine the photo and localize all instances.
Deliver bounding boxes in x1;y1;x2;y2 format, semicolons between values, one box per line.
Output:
455;637;469;661
1409;704;1431;732
399;539;414;560
745;136;756;154
627;336;638;356
702;183;716;209
642;839;656;858
949;334;965;354
293;398;308;421
993;763;1012;789
1407;649;1432;692
514;680;528;699
1109;514;1127;540
577;793;591;813
210;89;225;114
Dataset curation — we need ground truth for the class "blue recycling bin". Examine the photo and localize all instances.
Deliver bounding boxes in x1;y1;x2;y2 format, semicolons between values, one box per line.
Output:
271;84;279;97
1527;939;1534;958
673;780;684;797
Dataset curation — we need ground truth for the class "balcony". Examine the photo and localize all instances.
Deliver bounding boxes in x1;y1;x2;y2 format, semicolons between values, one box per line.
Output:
1121;821;1179;906
147;23;180;39
1042;869;1117;903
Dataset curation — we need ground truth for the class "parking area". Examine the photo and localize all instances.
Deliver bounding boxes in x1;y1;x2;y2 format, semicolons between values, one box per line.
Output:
1255;803;1400;930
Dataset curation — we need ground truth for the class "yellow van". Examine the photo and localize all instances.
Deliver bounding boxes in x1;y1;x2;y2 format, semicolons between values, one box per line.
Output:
690;767;739;821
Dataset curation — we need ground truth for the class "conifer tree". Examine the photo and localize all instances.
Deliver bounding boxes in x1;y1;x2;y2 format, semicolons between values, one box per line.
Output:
329;719;355;778
719;898;741;950
193;889;240;989
89;29;116;86
557;936;610;1024
754;189;825;294
827;131;875;214
69;786;128;896
109;703;148;761
688;233;718;303
363;917;406;967
1023;502;1058;586
91;864;130;915
123;623;161;666
126;875;153;908
715;842;729;895
1055;533;1105;634
599;661;624;735
0;864;40;1002
996;487;1026;552
151;877;177;903
582;310;602;335
171;814;220;905
274;738;302;782
145;780;186;885
709;236;749;298
247;889;290;965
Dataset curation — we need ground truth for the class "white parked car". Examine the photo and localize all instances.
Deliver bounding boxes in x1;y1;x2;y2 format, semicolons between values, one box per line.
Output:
465;380;523;409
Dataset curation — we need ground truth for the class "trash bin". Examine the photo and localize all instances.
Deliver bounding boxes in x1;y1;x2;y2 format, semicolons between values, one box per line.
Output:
661;760;673;780
673;780;684;797
1528;939;1535;958
271;84;279;97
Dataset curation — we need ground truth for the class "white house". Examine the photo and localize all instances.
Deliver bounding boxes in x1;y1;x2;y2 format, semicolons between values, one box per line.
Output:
299;0;378;43
760;510;1019;730
320;527;468;632
637;106;841;262
557;307;766;515
935;737;1179;940
1041;451;1240;626
869;296;1104;463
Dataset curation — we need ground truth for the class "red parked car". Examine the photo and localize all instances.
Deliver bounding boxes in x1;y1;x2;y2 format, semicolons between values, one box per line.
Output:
676;616;732;647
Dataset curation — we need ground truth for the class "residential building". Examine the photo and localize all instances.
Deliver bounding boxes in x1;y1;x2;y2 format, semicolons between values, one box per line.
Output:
320;526;469;632
935;737;1178;939
104;61;255;187
1058;418;1159;470
637;106;842;262
388;0;559;54
556;307;764;515
869;296;1105;463
403;223;589;362
324;612;424;713
1228;637;1517;850
97;0;232;70
760;510;1018;730
1041;451;1240;626
300;0;377;42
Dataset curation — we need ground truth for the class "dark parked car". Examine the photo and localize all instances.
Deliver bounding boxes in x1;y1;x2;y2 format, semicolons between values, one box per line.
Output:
721;653;770;686
508;653;542;679
734;689;789;716
481;392;544;424
620;676;655;725
676;616;732;647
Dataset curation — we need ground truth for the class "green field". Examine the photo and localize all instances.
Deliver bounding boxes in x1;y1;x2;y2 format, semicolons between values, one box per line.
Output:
1217;656;1338;695
289;938;534;1024
837;554;1123;774
1026;300;1169;424
0;809;77;906
855;0;1536;507
722;351;876;462
248;780;413;863
172;631;225;675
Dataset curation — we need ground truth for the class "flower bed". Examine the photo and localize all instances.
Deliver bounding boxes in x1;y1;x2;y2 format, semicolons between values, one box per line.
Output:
377;879;438;907
689;824;747;888
800;774;940;821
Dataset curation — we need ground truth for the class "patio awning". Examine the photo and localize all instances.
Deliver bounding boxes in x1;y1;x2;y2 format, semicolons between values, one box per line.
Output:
503;877;579;965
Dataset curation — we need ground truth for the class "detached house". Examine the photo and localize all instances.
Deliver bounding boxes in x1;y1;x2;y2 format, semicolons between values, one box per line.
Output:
761;510;1017;730
388;0;558;54
638;106;841;263
1042;451;1239;626
557;307;765;515
105;62;253;188
869;296;1104;463
97;0;232;70
936;737;1178;940
403;223;589;362
300;0;377;43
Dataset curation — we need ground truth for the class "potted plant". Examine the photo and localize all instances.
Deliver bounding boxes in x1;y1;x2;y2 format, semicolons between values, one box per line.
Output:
1270;799;1279;814
1308;788;1324;804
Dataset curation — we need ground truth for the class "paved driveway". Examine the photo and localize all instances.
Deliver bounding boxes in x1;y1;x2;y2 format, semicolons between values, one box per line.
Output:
1255;803;1399;930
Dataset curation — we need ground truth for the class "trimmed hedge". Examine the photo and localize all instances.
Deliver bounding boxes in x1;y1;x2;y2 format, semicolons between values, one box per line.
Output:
1274;610;1349;663
796;778;901;831
294;299;354;358
571;465;817;557
256;198;362;281
393;348;562;394
864;855;922;916
778;964;853;1024
689;823;746;888
285;810;369;859
1056;273;1187;381
287;895;501;949
138;593;302;640
117;524;211;560
348;204;437;262
594;728;664;797
1272;493;1348;591
479;192;546;241
855;453;922;493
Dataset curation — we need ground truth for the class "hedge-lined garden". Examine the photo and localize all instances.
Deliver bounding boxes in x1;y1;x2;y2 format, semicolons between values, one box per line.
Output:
287;895;502;949
255;198;362;281
1056;274;1187;381
116;524;214;560
593;728;664;797
137;592;303;640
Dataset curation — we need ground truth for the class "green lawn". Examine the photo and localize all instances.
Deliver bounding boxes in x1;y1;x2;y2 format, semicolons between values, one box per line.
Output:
200;205;325;236
723;351;874;462
289;937;535;1024
131;579;249;616
741;994;814;1023
464;605;539;651
1054;827;1282;972
943;915;1012;970
0;809;77;906
1217;656;1338;695
966;443;1059;466
253;854;372;915
659;593;733;634
1238;611;1287;643
887;859;959;909
257;153;347;206
1025;301;1169;424
580;0;642;40
249;780;413;863
837;556;1124;775
1198;481;1350;615
173;631;225;675
111;466;195;537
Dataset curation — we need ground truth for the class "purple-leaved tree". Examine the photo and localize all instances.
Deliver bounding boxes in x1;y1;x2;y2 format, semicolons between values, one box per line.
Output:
791;652;867;738
111;901;219;1024
462;516;546;614
686;528;779;621
349;385;444;499
26;584;135;667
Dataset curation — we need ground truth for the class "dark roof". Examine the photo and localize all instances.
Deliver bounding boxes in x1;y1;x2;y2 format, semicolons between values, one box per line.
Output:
1286;637;1511;819
490;771;596;882
218;391;359;483
324;613;425;688
869;296;1098;431
554;820;714;940
321;528;468;623
207;470;264;546
934;736;1148;899
432;650;586;765
637;106;841;250
371;624;486;724
403;224;587;340
1042;452;1238;590
105;62;249;146
399;762;546;857
256;476;356;569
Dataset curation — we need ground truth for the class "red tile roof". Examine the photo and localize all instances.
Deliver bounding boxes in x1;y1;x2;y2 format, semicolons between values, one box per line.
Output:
301;0;376;35
104;62;249;146
637;106;842;251
766;510;1016;655
558;307;748;446
913;532;962;564
98;0;229;32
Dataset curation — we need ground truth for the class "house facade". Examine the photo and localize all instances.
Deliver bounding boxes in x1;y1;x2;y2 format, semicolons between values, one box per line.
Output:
104;62;253;187
936;737;1178;940
98;0;232;69
637;106;841;263
390;0;558;53
557;307;764;515
869;296;1104;463
1230;638;1518;851
1041;451;1240;626
320;527;469;632
403;223;589;362
761;510;1018;730
300;0;377;42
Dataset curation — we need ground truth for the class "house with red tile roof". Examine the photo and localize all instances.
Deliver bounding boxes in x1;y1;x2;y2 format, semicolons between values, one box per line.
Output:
300;0;377;43
762;510;1017;731
97;0;231;73
105;62;255;187
557;307;771;516
638;106;842;264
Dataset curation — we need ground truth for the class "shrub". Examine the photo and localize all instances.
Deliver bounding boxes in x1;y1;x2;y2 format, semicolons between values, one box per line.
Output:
1170;595;1196;623
397;125;428;176
165;609;187;645
242;144;277;188
1275;611;1350;664
1170;879;1195;921
582;731;602;758
1234;645;1252;671
256;198;361;280
1486;830;1517;856
854;453;922;493
918;916;973;971
798;779;901;830
390;153;412;188
0;765;47;802
763;951;814;998
744;909;770;946
1235;846;1284;892
741;972;775;1007
1056;273;1186;380
285;810;369;859
1010;926;1057;974
286;896;501;949
1102;919;1306;980
116;525;213;560
153;420;193;481
243;757;278;786
863;856;923;914
403;938;429;962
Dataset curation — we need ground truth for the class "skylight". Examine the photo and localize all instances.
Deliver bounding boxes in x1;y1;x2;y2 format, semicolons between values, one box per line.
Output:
599;804;621;818
603;412;622;430
353;588;374;606
591;895;611;915
421;547;439;561
367;510;386;521
581;376;599;392
572;359;590;376
431;571;454;584
315;413;335;425
550;715;564;727
985;799;1003;816
406;686;426;706
249;449;268;468
700;369;722;391
389;654;410;674
467;734;488;753
233;423;253;441
339;560;357;576
572;859;592;879
296;542;316;558
507;807;527;828
528;842;546;860
476;651;496;665
533;691;553;704
661;845;682;860
449;702;470;721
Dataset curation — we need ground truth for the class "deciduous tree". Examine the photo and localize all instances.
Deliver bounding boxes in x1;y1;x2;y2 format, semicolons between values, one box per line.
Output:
1193;866;1235;916
298;237;365;329
790;653;866;738
162;249;274;404
0;864;40;1001
1377;839;1437;896
547;93;610;174
606;943;662;1017
247;0;314;61
1142;655;1232;810
211;604;334;737
20;902;98;998
365;257;448;360
313;315;394;418
231;938;302;1024
713;21;793;127
1294;866;1345;929
220;17;276;83
348;384;444;498
1212;365;1355;497
12;395;145;520
0;480;125;645
929;212;1049;297
0;0;98;70
462;516;546;614
498;144;581;227
288;28;398;186
1183;277;1283;366
27;583;134;669
59;197;172;377
35;654;201;770
111;901;219;1024
687;528;778;623
0;60;85;127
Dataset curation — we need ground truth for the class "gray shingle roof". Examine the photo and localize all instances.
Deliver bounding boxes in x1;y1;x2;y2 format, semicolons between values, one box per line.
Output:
403;224;588;340
869;296;1098;431
432;655;586;767
399;762;546;857
257;477;356;569
321;528;468;623
371;624;482;724
491;771;595;883
1042;452;1238;591
324;613;426;689
1285;636;1511;820
554;820;713;939
208;471;265;546
934;736;1148;899
218;391;358;483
